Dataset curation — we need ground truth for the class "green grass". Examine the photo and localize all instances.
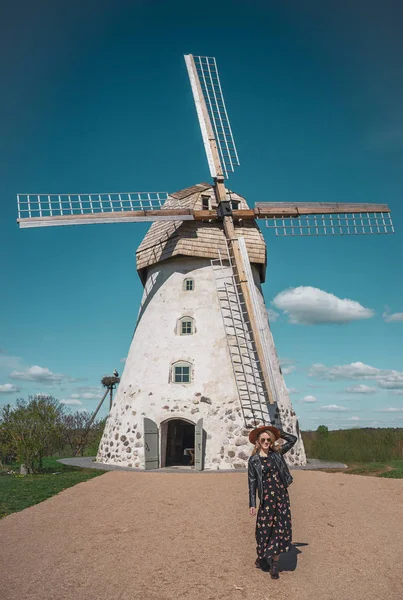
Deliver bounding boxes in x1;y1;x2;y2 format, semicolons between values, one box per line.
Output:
0;457;105;519
345;461;389;475
320;459;403;478
377;460;403;478
302;428;403;478
302;427;403;463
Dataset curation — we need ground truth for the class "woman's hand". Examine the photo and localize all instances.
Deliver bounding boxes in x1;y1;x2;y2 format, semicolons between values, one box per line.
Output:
249;507;256;516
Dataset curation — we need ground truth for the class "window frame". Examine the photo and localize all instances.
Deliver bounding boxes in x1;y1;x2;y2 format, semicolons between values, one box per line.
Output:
171;361;192;384
201;195;211;210
177;316;195;336
183;278;195;292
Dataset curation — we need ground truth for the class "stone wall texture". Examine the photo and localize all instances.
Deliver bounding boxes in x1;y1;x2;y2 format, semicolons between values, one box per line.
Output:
97;257;306;469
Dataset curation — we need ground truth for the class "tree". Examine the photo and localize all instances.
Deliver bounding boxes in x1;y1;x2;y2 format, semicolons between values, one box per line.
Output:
0;404;16;467
61;411;104;457
317;425;329;438
0;396;65;473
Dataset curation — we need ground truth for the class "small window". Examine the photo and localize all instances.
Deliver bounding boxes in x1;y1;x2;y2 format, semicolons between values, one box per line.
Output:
231;200;240;211
172;361;192;384
201;195;211;210
180;318;193;335
183;278;194;291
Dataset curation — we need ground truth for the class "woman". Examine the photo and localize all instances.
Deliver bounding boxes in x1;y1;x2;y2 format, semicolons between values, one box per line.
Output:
248;425;297;579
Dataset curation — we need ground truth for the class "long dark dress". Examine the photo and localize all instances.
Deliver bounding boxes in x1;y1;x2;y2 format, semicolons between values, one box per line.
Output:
255;453;292;560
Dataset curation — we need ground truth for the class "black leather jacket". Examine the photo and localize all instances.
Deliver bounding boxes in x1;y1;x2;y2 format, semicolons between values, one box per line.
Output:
248;430;297;508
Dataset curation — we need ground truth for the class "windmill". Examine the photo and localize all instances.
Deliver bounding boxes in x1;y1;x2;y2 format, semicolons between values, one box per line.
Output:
17;55;394;471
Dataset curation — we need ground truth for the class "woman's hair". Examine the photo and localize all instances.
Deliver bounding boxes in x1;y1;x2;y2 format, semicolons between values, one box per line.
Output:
251;430;280;456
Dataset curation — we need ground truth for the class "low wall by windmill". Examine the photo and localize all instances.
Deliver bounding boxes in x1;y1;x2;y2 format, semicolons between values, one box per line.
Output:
96;257;306;469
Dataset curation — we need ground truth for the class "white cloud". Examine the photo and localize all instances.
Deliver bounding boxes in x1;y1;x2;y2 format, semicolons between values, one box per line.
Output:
272;286;374;325
0;383;20;394
279;358;296;375
309;362;403;390
66;377;88;383
60;398;83;406
378;407;403;413
75;386;103;394
120;357;127;364
390;390;403;396
319;405;348;411
310;362;379;380
59;389;102;405
282;365;296;375
286;387;298;394
345;384;377;394
69;387;102;400
378;376;403;389
383;310;403;323
10;365;65;383
267;308;280;322
348;416;360;421
302;395;317;403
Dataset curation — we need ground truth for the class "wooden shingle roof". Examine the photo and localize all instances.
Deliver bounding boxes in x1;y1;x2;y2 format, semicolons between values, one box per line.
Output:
136;183;267;283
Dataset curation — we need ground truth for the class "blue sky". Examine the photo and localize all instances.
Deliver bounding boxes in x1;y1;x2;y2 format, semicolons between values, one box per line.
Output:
1;0;402;430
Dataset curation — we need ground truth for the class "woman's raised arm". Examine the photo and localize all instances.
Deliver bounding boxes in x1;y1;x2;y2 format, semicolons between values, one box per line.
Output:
278;429;297;455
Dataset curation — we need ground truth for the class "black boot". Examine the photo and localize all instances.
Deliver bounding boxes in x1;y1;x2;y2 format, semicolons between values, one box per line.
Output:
255;558;270;572
270;560;279;579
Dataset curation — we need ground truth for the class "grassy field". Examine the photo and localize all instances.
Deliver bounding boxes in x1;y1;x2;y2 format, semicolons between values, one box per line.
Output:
0;457;105;519
319;459;403;478
302;427;403;460
302;427;403;479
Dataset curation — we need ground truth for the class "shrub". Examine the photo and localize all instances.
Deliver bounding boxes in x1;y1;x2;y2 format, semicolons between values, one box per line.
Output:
302;427;403;463
0;397;64;473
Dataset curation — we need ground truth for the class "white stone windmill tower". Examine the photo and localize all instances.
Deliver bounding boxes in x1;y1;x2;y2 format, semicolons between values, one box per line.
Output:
17;55;394;471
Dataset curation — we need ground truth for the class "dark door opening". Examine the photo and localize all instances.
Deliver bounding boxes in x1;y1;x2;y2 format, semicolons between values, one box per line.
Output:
166;419;195;467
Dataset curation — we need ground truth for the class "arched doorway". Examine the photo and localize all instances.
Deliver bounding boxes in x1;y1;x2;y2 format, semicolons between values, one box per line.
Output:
161;419;195;467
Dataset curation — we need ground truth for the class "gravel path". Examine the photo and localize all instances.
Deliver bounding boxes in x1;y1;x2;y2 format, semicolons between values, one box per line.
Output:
1;470;402;600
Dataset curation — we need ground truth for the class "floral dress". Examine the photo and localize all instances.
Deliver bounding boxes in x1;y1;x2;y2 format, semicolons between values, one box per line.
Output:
256;452;292;560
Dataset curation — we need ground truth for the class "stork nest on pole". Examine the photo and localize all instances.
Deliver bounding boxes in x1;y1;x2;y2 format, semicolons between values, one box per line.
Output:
101;376;120;389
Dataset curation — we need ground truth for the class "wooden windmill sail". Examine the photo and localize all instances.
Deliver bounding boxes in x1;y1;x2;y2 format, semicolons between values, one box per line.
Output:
17;55;394;471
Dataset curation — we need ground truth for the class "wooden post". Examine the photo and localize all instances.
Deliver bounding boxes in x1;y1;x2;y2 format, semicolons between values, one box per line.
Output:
74;387;109;457
87;388;109;429
222;215;275;405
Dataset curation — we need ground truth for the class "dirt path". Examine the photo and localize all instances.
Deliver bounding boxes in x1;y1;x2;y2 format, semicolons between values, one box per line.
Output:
1;470;402;600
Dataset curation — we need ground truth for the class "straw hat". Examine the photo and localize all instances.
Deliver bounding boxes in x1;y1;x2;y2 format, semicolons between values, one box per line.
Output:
248;425;281;445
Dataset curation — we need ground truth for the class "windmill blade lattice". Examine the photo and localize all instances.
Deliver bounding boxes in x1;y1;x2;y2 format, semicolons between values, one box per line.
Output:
193;56;240;179
16;192;195;228
17;192;171;219
264;212;394;236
